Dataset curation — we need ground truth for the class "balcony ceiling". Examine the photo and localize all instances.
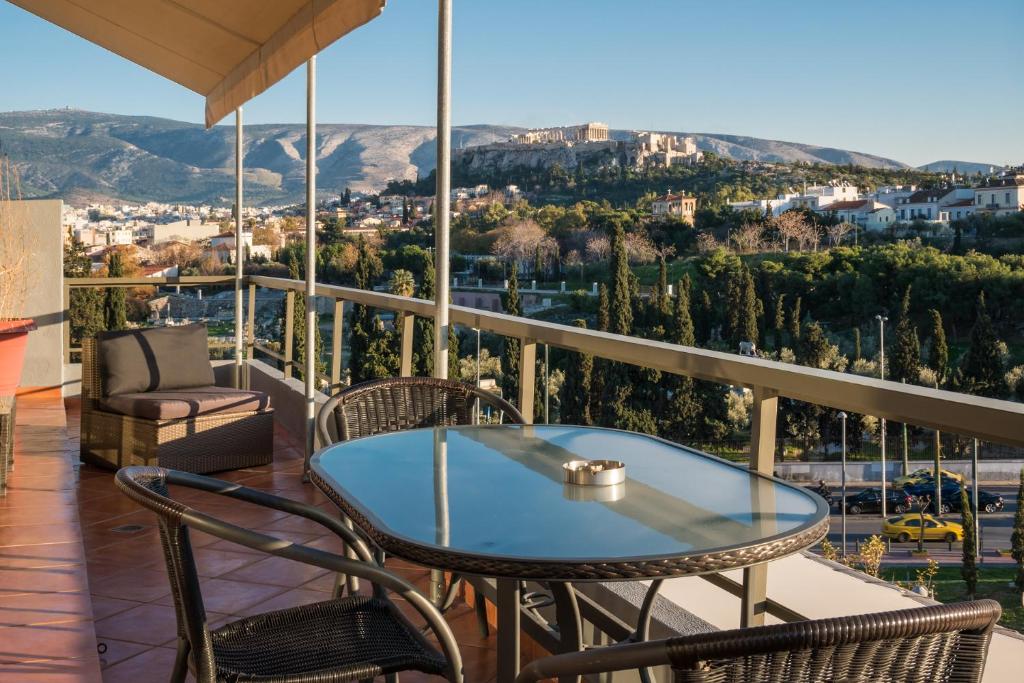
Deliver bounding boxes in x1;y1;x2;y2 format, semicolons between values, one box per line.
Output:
9;0;386;127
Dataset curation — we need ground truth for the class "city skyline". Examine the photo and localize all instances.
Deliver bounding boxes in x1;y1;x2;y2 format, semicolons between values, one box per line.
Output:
1;0;1022;167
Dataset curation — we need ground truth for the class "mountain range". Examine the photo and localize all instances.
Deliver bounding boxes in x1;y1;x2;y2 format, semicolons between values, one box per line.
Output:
0;109;993;206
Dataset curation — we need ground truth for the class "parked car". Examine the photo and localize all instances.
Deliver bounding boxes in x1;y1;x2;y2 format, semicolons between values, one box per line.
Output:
921;485;1004;514
894;468;963;489
882;514;963;544
843;488;913;515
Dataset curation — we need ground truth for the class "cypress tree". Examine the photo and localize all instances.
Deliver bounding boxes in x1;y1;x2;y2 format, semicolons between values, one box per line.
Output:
671;276;695;347
773;294;786;350
104;251;128;331
655;255;670;317
960;292;1006;397
349;237;380;384
739;266;759;348
65;229;105;347
501;266;522;405
788;296;802;344
694;288;713;345
561;320;593;425
960;484;978;600
725;267;743;346
1013;468;1024;592
414;255;436;376
891;286;920;384
534;245;544;281
927;309;949;385
852;327;862;362
590;284;610;423
609;225;632;335
283;250;326;382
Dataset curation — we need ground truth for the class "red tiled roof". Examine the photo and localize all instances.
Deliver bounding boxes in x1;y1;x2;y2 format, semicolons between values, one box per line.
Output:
655;194;693;202
825;200;869;211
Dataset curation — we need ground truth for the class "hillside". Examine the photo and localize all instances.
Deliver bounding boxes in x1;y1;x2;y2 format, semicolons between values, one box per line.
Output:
0;109;912;205
917;160;1001;175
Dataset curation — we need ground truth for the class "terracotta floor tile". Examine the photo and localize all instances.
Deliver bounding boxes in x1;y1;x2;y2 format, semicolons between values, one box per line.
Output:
0;541;83;570
0;657;104;682
0;590;94;627
0;618;98;665
99;646;185;683
219;555;329;588
153;577;287;615
95;637;152;669
94;603;189;646
88;566;171;603
87;596;141;621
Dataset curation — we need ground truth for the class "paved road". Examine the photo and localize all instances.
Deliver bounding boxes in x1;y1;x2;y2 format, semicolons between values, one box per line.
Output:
816;485;1019;565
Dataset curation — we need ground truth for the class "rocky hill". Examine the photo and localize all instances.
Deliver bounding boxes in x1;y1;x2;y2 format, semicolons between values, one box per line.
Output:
0;109;924;205
916;160;1001;175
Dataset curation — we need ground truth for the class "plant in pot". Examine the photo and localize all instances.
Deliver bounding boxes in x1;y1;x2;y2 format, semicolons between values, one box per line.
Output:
0;154;36;397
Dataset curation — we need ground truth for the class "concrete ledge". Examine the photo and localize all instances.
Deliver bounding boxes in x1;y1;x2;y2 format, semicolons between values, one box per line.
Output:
246;359;335;447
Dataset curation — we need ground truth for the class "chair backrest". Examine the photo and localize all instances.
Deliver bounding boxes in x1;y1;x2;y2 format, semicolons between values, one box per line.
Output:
665;600;1001;683
317;376;524;446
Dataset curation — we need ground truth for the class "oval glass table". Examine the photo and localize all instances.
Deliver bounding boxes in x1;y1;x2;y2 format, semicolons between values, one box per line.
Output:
310;424;829;683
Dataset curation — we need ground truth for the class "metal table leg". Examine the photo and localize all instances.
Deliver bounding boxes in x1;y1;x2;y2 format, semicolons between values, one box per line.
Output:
496;578;521;683
549;582;582;683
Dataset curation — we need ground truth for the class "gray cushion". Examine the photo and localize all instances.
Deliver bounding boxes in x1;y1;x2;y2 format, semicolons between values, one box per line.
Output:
98;324;215;396
99;387;271;421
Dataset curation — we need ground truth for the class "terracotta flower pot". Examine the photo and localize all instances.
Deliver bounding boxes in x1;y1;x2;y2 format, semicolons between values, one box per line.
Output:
0;319;37;396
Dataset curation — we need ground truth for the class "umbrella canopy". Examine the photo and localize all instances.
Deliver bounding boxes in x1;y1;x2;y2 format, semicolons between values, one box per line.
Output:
9;0;385;126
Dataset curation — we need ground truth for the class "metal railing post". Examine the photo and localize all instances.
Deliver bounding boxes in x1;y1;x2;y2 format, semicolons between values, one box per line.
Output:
283;290;295;380
331;299;344;389
246;282;256;356
233;106;244;389
400;314;415;377
742;386;778;628
62;283;71;364
518;339;537;424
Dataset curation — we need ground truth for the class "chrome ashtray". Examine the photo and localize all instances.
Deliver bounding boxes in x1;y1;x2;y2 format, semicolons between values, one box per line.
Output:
562;459;625;487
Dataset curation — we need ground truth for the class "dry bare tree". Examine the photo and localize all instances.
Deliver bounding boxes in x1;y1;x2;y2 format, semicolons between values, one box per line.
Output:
826;221;855;247
0;155;30;322
585;234;610;262
491;219;547;269
774;211;810;253
624;232;659;264
695;232;719;254
732;222;765;254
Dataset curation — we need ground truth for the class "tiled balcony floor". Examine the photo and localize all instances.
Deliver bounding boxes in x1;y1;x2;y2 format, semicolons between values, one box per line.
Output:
4;393;539;682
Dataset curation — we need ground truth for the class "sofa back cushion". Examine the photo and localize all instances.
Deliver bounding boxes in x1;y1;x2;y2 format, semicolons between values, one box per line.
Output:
98;324;215;396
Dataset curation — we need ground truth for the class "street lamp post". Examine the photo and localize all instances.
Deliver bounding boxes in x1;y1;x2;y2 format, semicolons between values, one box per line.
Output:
839;411;848;557
876;314;889;518
473;327;481;423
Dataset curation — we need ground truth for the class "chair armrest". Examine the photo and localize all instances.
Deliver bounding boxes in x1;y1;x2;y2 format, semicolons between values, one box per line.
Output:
166;470;375;563
181;507;464;683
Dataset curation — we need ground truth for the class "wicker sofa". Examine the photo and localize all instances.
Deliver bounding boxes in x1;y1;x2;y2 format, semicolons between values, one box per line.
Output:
80;327;273;473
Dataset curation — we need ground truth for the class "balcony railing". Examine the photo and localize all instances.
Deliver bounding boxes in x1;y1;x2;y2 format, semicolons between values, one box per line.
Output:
63;274;1024;637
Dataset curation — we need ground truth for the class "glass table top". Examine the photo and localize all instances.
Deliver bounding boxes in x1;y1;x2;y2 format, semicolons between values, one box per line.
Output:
311;425;827;565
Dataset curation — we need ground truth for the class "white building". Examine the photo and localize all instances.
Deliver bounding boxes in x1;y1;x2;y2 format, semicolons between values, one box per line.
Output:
788;183;859;210
974;169;1024;217
729;193;798;217
105;228;134;246
147;219;221;245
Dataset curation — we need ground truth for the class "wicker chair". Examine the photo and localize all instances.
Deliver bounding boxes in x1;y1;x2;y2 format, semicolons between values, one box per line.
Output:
315;375;524;447
514;600;1002;683
81;337;273;473
116;466;464;683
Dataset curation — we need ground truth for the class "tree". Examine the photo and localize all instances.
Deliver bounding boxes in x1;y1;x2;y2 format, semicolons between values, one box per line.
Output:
788;296;802;344
654;255;670;317
281;251;325;382
738;266;758;349
414;255;436;376
608;225;633;336
64;229;105;347
927;309;949;385
772;294;786;350
891;286;920;385
959;292;1006;397
501;266;522;404
960;484;978;600
104;251;128;331
590;284;609;422
853;327;862;362
349;237;384;384
1013;468;1024;592
561;320;593;425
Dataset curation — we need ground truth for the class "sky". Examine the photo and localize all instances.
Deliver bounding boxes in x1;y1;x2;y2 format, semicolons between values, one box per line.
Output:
1;0;1022;167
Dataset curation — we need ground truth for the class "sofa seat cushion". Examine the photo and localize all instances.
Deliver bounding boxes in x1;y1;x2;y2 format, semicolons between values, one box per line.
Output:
99;387;271;421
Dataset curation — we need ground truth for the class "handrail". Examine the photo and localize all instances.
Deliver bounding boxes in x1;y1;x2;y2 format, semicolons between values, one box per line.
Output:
65;275;1024;448
67;275;235;288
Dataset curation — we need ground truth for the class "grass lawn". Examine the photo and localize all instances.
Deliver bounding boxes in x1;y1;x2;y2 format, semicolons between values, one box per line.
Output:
881;565;1023;633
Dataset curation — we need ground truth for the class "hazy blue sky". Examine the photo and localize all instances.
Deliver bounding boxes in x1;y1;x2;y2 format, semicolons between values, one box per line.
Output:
1;0;1021;167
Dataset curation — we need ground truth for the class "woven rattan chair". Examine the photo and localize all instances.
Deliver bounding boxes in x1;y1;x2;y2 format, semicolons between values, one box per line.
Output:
81;337;273;473
116;466;464;683
514;600;1002;683
315;376;524;447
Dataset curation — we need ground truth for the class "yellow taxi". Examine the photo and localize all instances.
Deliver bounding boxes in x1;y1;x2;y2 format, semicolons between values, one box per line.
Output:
892;468;964;489
882;513;963;544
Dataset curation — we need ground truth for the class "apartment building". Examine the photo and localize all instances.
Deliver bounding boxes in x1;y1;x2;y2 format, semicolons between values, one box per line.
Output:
974;169;1024;217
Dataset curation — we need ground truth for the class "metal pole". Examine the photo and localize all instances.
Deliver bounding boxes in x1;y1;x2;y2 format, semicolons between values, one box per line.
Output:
474;327;481;423
433;0;452;381
429;0;453;614
233;107;244;388
840;412;848;557
902;422;910;477
302;56;317;478
877;314;888;518
972;438;980;559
